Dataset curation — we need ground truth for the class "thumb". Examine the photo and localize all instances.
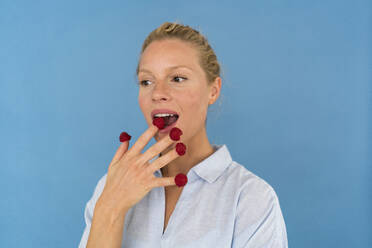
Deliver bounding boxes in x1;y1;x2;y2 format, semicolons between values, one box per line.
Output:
110;132;131;165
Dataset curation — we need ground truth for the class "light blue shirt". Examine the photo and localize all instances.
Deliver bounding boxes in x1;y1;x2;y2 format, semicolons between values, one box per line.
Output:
79;144;288;247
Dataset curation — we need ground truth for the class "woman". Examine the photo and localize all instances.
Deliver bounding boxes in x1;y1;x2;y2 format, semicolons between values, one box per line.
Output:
79;22;288;248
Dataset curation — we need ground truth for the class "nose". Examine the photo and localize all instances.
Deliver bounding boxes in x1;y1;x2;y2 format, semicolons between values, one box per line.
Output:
152;81;171;102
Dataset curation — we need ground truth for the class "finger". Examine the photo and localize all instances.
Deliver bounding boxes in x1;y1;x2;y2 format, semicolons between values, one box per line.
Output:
128;125;158;156
139;133;175;165
150;176;176;189
147;147;179;173
110;136;130;166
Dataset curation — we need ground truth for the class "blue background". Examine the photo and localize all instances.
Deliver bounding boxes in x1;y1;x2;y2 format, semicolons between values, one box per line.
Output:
1;0;371;247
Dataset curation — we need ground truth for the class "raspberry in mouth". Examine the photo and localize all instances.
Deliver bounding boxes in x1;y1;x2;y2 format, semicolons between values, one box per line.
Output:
153;115;179;129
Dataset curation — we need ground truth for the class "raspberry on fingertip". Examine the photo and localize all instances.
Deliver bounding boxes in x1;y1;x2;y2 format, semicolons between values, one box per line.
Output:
119;132;131;142
170;127;183;141
176;142;186;156
175;173;188;187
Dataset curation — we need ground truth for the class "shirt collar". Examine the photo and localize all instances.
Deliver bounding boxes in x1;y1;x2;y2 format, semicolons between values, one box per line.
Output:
154;144;233;184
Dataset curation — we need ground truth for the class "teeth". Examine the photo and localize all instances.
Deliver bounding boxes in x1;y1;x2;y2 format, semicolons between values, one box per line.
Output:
154;113;176;118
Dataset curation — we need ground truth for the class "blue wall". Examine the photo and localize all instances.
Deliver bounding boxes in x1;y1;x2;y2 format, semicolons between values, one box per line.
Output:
1;0;371;247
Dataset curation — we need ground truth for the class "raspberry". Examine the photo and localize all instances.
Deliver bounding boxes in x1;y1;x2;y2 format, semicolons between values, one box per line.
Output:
176;142;186;156
169;127;183;141
119;132;131;142
175;173;188;187
152;117;165;129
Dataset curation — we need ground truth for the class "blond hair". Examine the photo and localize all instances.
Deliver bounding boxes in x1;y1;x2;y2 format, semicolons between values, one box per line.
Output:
136;21;221;85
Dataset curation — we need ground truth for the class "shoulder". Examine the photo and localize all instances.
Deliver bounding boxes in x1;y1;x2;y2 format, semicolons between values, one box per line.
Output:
225;160;283;224
226;160;278;202
230;161;287;243
227;161;288;247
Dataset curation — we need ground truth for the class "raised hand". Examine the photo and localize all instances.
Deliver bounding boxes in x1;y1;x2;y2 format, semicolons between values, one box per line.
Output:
96;122;187;215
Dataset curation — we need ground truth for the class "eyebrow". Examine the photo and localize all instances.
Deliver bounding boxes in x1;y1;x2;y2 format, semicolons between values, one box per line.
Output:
138;65;193;74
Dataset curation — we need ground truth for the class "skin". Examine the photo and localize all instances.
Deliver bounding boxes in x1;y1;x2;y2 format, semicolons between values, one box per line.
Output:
137;38;222;181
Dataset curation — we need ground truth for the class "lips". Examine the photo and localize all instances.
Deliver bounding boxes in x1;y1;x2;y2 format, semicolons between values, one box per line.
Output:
151;109;179;119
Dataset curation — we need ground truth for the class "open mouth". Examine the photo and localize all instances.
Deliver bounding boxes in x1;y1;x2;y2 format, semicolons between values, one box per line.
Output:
159;115;179;128
153;114;179;129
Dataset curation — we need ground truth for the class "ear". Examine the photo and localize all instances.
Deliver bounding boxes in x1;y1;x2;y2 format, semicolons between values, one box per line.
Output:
208;77;222;105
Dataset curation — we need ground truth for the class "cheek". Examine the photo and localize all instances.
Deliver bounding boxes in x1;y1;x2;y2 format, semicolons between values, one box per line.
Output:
184;90;208;119
138;93;149;116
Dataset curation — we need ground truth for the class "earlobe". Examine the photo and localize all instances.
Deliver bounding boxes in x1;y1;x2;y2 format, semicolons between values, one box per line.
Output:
208;91;216;105
208;77;221;105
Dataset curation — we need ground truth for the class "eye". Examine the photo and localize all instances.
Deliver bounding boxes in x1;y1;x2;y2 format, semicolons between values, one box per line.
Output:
172;75;187;83
137;75;187;87
138;80;152;87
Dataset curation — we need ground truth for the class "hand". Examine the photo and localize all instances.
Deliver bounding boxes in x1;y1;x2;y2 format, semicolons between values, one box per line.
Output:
96;124;186;215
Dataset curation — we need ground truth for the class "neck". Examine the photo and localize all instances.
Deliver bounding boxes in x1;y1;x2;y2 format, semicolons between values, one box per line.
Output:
160;126;215;178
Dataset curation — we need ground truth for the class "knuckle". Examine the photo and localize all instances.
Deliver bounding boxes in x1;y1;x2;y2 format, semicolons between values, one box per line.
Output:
137;140;146;150
134;159;144;169
167;135;175;143
159;135;172;148
135;155;145;166
146;162;157;174
125;148;134;157
143;181;151;191
172;148;179;157
146;180;155;190
145;163;154;174
146;146;158;158
167;178;174;186
127;155;138;165
128;156;141;168
155;156;166;168
165;137;175;147
151;125;158;134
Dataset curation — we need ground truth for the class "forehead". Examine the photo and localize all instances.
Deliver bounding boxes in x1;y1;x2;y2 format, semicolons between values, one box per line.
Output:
139;39;200;72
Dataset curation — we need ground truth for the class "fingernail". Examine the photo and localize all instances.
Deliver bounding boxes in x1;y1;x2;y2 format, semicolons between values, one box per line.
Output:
176;142;186;156
170;127;183;141
175;173;188;187
153;117;165;129
119;132;131;142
